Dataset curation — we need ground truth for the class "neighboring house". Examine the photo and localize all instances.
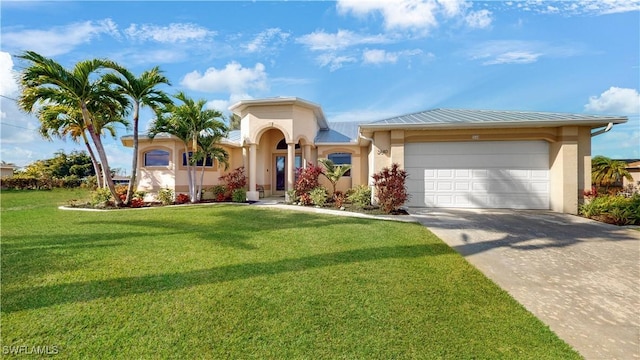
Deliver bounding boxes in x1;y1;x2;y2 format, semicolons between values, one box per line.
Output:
112;175;131;186
618;159;640;188
121;97;627;214
0;163;16;178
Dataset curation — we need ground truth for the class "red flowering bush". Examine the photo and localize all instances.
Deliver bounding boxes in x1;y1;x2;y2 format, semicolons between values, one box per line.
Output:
372;163;409;214
294;164;323;198
175;193;190;204
130;198;145;208
298;192;313;206
219;167;247;200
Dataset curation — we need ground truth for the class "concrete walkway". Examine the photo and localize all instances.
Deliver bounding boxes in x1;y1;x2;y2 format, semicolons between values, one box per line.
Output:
409;208;640;360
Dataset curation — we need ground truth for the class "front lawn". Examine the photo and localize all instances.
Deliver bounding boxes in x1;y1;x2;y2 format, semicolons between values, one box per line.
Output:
1;189;580;359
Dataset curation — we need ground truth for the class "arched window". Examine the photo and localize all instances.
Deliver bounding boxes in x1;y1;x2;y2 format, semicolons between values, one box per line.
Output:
276;138;300;150
328;152;352;177
144;150;170;166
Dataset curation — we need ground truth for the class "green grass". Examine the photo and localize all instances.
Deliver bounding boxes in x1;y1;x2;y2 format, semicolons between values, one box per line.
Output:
1;189;581;359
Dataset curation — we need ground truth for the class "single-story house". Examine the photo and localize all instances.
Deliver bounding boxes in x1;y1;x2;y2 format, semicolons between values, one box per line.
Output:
0;164;16;178
121;97;627;214
619;159;640;188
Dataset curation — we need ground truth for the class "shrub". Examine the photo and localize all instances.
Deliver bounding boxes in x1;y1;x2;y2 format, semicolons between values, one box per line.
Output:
91;187;112;206
372;163;409;214
157;188;174;205
347;185;372;209
134;190;146;200
175;193;190;204
334;190;346;208
210;185;226;201
286;189;298;204
219;167;247;200
309;187;328;207
130;198;145;208
580;193;640;225
115;184;128;202
299;192;312;206
232;188;247;203
294;164;323;198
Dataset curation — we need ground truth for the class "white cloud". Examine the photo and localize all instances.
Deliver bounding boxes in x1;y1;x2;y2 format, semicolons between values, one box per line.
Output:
296;29;391;51
124;23;214;43
337;0;492;33
206;99;231;112
585;87;640;114
592;121;640;158
104;143;133;174
465;9;493;29
362;48;424;64
181;62;268;94
316;53;358;71
438;0;470;17
467;40;580;65
0;52;19;96
484;51;542;65
512;0;640;15
363;49;399;64
2;19;118;57
245;28;290;53
337;0;440;32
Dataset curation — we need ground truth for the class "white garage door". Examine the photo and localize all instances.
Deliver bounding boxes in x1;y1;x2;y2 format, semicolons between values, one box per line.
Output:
405;141;549;209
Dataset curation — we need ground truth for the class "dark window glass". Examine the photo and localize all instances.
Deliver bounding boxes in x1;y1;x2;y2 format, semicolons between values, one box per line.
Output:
276;139;300;150
144;150;170;166
328;153;352;176
182;152;214;167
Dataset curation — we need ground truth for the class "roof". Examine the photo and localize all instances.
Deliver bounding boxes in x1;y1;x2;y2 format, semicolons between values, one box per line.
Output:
360;108;628;129
315;122;360;144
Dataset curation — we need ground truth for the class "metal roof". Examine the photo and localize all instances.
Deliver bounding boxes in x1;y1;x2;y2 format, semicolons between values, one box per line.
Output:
362;108;627;129
315;122;360;143
226;130;241;143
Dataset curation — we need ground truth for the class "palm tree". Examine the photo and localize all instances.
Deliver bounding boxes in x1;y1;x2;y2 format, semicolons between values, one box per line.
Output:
103;66;171;205
592;155;633;190
197;132;229;201
36;102;128;188
149;92;228;203
319;158;352;198
17;51;129;205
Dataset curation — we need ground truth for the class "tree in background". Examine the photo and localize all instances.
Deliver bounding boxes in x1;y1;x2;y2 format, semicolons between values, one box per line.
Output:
228;113;242;130
36;102;128;188
104;66;171;205
592;155;632;191
17;51;129;205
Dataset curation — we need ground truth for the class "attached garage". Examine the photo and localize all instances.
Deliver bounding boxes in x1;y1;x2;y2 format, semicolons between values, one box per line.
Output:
405;141;550;209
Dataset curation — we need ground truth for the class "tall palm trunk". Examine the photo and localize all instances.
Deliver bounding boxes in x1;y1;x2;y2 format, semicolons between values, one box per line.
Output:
198;161;206;202
81;131;103;188
81;103;122;206
125;103;140;204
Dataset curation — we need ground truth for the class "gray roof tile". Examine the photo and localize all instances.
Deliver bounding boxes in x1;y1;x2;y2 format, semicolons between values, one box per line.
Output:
315;121;360;143
366;108;625;126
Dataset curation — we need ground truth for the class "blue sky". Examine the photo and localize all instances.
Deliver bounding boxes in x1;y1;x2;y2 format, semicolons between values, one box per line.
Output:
1;0;638;173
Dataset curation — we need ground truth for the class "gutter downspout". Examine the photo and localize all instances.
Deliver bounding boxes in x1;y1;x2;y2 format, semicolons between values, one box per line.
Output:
591;122;613;137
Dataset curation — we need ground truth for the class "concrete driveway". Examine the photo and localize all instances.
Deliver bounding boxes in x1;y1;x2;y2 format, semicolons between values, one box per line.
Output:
409;208;640;360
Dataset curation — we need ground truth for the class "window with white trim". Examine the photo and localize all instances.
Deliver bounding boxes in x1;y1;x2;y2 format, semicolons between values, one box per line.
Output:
144;150;170;166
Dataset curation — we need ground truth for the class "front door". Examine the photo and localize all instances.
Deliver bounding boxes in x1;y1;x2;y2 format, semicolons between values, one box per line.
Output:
275;156;286;192
274;155;302;194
